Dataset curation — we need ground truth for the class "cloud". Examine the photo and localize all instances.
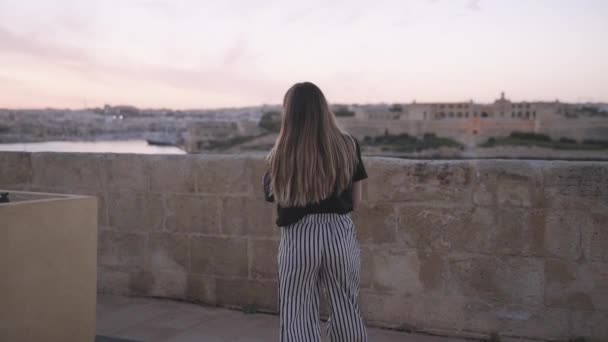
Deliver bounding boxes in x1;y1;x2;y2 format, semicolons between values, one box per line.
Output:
0;24;283;105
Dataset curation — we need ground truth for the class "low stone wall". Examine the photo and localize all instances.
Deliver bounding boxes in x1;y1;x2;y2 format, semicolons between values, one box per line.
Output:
1;151;607;341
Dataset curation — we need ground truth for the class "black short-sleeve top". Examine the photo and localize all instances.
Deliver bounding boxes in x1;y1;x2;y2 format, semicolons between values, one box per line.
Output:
263;135;368;227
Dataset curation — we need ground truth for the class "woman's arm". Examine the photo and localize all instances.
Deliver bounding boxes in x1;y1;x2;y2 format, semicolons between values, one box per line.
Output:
352;180;363;209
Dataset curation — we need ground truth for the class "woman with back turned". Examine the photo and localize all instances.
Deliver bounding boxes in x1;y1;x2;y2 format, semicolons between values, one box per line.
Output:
263;82;368;342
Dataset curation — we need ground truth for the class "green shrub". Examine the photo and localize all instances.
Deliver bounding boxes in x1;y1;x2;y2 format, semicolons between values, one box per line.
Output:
509;131;552;141
559;137;577;144
583;139;608;148
365;132;462;152
482;137;497;147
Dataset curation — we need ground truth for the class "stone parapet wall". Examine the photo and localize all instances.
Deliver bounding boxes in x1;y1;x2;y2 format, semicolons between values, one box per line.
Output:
1;151;607;341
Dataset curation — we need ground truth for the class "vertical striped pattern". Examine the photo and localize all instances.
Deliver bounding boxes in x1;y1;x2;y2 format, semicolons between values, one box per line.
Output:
278;213;368;342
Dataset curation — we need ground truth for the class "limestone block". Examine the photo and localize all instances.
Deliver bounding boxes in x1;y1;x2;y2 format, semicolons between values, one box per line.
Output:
189;236;248;277
544;210;588;260
148;232;189;271
367;248;444;295
583;212;608;262
108;191;164;232
185;274;216;305
471;160;544;208
148;155;196;193
542;162;608;212
97;265;131;295
494;208;545;256
250;239;279;280
360;247;374;290
248;157;270;201
0;152;31;186
194;155;252;195
165;194;219;234
366;159;472;204
98;231;147;267
31;152;103;189
221;196;277;237
545;259;608;311
446;253;544;307
569;310;608;341
398;206;493;253
352;203;397;244
129;269;188;299
101;154;149;191
215;278;278;312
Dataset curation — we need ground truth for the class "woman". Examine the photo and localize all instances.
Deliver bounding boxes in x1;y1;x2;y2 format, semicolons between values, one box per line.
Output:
263;82;368;342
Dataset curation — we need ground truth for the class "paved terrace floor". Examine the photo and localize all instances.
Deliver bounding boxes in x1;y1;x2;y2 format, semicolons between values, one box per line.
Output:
96;294;473;342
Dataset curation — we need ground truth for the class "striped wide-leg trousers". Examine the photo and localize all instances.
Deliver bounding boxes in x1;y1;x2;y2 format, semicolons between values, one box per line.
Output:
278;213;367;342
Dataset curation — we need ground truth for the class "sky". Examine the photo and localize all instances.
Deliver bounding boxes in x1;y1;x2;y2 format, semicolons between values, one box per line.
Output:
0;0;607;109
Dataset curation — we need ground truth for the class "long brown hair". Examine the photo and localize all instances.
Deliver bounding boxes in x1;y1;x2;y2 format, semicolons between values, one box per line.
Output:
266;82;357;207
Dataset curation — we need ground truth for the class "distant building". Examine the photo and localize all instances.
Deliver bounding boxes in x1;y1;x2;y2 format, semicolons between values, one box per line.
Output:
103;105;140;117
337;93;576;146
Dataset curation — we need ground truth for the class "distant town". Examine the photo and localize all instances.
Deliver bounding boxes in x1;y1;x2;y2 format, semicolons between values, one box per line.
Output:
1;93;607;159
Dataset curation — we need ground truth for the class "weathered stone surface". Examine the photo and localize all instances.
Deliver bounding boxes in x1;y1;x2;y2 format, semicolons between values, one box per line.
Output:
31;152;102;189
185;274;216;305
215;278;278;312
148;155;196;193
360;247;374;290
367;248;444;295
97;265;131;295
353;203;397;244
148;232;189;271
221;196;277;237
366;159;472;204
165;194;219;234
542;162;608;212
101;154;149;191
0;152;31;186
249;158;270;201
472;160;544;208
98;231;147;267
544;210;587;260
494;208;545;256
190;236;248;277
250;239;279;280
195;155;251;195
569;310;608;341
108;191;164;232
446;253;544;307
130;269;188;299
583;212;608;262
398;206;493;253
545;259;608;311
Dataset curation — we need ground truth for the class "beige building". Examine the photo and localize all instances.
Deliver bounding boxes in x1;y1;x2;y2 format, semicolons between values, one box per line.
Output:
338;93;575;146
